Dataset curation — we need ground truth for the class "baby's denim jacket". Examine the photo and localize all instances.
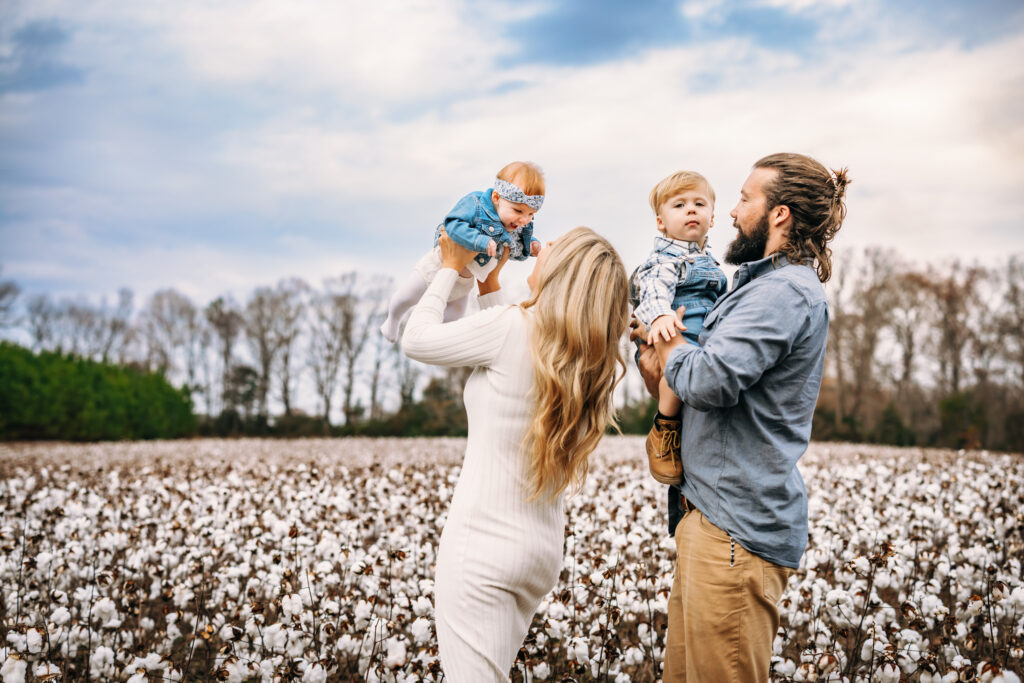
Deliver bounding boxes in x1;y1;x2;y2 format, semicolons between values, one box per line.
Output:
433;189;539;267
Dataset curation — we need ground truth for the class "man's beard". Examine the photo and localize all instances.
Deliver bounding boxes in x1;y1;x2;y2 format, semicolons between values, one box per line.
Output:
724;211;770;266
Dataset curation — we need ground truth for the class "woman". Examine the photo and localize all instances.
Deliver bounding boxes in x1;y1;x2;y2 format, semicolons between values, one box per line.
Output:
402;226;629;681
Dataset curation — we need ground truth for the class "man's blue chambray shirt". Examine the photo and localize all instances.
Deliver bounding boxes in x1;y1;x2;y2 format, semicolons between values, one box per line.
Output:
663;253;829;569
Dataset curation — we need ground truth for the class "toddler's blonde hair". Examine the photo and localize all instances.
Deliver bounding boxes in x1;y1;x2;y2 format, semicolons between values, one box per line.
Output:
498;161;546;197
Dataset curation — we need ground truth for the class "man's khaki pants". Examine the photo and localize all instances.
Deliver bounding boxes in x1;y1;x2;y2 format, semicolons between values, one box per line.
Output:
662;509;794;682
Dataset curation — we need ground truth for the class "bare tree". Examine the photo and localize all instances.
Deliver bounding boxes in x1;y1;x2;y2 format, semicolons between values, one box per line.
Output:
141;289;198;382
98;288;133;363
883;271;929;398
206;296;244;415
966;269;1003;390
0;271;19;328
271;277;310;417
25;294;57;351
998;255;1024;395
336;273;389;426
307;286;350;426
63;299;106;357
396;341;421;408
927;262;983;395
846;249;899;423
196;324;216;416
367;322;391;421
244;286;284;420
825;250;853;430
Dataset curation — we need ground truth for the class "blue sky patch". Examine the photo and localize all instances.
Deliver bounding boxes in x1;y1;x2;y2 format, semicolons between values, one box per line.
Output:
0;19;84;93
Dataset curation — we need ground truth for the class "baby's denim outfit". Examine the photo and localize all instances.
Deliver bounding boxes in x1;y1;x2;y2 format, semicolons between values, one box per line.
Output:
631;235;728;347
433;189;539;268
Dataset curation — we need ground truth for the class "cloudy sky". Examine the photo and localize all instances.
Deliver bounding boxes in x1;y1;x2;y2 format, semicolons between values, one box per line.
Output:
2;0;1023;310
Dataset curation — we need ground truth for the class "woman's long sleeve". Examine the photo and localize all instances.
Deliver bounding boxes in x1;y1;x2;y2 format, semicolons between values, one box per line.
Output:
402;268;515;368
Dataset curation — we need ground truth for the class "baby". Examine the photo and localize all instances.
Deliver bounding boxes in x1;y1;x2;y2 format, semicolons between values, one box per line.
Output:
381;161;544;343
631;170;728;485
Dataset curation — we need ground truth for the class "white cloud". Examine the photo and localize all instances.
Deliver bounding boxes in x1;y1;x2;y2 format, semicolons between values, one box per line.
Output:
201;29;1024;274
2;0;1022;307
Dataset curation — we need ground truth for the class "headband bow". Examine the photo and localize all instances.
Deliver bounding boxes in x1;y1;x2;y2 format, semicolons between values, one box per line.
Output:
494;178;544;211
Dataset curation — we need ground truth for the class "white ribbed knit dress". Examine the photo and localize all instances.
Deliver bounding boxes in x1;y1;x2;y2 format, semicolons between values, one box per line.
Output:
402;268;565;682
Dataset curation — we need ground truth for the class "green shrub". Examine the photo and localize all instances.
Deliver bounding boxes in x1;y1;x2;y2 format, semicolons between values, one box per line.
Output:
0;342;195;441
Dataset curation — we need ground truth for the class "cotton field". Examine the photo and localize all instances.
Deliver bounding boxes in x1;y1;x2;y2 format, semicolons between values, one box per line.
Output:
1;437;1022;682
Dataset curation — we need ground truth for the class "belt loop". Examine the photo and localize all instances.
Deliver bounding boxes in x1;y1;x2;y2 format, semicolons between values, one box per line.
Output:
730;538;735;567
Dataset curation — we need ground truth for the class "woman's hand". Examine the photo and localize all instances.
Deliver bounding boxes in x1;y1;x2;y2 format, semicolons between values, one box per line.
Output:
438;227;478;272
478;243;511;296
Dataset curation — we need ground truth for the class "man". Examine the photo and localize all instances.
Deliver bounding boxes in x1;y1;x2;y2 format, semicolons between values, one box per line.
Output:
635;153;850;681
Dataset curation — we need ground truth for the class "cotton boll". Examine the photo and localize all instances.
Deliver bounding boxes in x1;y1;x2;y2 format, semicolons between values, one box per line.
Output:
337;634;359;655
23;630;43;656
1;655;27;683
775;658;796;676
33;663;59;680
410;618;431;644
385;637;407;668
90;646;115;679
531;661;551;680
301;663;327;683
412;596;433;617
281;593;302;619
49;606;70;626
353;600;373;629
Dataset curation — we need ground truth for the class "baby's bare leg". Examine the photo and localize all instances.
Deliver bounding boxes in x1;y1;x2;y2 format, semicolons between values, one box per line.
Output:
658;376;682;417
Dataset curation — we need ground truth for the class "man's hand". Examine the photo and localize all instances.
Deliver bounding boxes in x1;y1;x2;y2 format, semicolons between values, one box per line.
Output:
647;313;687;345
654;304;687;368
630;317;661;400
631;305;688;400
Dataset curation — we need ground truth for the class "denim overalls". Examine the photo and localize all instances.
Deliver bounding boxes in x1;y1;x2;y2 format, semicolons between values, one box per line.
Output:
674;253;728;346
630;236;728;348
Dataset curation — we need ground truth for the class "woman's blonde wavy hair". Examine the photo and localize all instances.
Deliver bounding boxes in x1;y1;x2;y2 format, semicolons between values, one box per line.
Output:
520;227;629;501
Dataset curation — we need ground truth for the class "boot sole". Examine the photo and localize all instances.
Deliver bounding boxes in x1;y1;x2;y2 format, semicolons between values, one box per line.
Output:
648;467;683;486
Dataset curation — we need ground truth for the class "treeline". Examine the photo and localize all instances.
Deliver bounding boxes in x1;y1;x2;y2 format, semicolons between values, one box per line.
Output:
0;342;194;440
0;250;1022;451
815;249;1023;451
0;272;404;429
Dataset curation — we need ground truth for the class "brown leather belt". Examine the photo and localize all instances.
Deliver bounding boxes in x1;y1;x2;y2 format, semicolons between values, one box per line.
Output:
679;495;697;513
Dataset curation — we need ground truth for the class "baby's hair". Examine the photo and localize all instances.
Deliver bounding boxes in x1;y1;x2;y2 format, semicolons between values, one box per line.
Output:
497;161;546;197
649;170;715;215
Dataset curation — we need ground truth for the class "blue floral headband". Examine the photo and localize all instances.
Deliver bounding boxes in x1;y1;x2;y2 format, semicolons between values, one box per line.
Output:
493;178;544;211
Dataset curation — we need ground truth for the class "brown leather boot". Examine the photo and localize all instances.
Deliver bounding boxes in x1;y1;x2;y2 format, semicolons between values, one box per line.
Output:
646;414;682;485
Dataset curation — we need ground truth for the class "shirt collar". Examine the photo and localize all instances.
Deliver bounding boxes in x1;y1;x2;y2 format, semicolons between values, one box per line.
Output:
654;235;708;256
732;252;797;288
481;189;500;221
